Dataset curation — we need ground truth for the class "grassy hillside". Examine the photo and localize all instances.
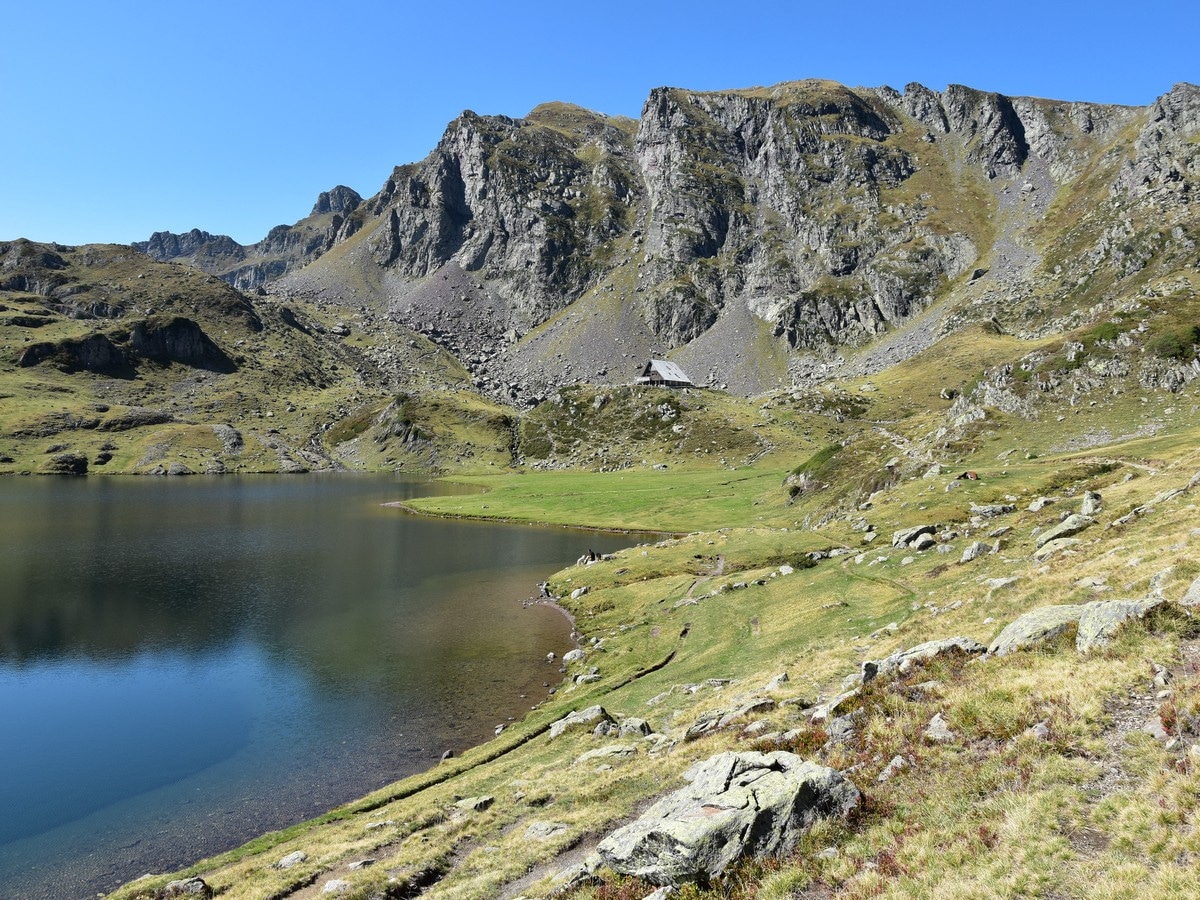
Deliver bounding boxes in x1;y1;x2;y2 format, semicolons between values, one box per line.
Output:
107;335;1200;898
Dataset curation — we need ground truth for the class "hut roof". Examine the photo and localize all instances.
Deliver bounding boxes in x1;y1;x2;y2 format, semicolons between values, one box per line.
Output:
638;359;693;384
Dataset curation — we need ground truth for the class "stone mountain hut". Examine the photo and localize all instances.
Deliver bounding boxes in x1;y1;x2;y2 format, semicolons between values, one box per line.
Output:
636;359;694;388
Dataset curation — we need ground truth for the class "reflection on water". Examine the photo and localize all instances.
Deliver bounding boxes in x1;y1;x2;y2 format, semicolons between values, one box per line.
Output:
0;475;630;899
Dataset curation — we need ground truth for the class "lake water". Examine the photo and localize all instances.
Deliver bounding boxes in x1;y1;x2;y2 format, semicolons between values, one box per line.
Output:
0;475;631;899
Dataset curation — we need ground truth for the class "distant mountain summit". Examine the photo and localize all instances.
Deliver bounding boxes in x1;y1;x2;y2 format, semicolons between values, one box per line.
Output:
133;185;363;291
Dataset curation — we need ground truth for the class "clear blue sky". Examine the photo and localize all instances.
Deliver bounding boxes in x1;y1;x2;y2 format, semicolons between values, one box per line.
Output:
2;0;1195;247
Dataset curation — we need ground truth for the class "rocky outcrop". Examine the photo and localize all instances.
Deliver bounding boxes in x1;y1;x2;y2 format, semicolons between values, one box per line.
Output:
19;333;132;375
312;186;362;216
989;598;1179;655
861;636;986;684
127;316;236;372
596;750;858;885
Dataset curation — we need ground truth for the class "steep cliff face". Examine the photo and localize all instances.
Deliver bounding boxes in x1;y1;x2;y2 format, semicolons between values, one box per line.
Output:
358;104;641;330
135;79;1199;397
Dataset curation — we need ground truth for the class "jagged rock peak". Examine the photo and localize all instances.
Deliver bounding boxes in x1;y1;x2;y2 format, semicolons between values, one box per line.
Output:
135;229;244;262
311;185;362;216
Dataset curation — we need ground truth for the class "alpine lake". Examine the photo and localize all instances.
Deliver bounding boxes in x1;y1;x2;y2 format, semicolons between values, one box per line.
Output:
0;474;633;899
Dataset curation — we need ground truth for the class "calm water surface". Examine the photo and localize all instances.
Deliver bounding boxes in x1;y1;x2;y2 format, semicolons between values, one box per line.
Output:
0;475;631;899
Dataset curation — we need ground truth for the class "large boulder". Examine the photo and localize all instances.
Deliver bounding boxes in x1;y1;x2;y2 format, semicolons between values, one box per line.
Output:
1075;597;1168;652
892;524;935;548
596;751;858;886
988;605;1085;656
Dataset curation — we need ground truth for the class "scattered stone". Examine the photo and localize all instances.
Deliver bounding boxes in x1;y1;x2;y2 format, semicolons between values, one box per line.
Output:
717;698;777;728
1149;567;1175;597
562;648;585;664
764;672;789;690
549;706;614;739
877;755;909;783
276;851;308;869
576;744;638;765
923;713;956;744
1033;537;1082;560
1027;721;1051;741
455;795;494;812
569;586;590;600
1028;497;1056;512
548;854;603;893
347;859;376;871
970;502;1015;518
988;605;1086;656
960;541;990;563
596;751;858;885
1081;491;1103;516
322;880;351;894
525;821;569;840
825;714;858;744
1144;716;1171;742
985;577;1019;591
163;878;212;897
619;717;653;737
912;532;936;551
809;690;859;724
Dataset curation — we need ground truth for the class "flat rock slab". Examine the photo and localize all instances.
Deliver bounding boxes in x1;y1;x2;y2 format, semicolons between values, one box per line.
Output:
597;750;858;886
1035;514;1094;548
575;744;638;765
1033;537;1081;560
989;605;1086;656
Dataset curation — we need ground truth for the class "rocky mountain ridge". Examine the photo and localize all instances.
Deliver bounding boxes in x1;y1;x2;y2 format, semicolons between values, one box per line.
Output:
134;79;1198;400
